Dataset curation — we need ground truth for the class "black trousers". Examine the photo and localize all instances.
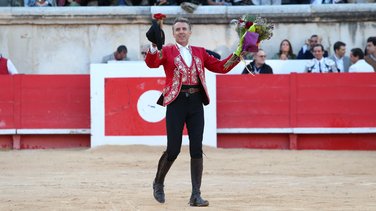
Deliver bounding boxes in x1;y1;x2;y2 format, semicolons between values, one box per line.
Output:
165;91;204;161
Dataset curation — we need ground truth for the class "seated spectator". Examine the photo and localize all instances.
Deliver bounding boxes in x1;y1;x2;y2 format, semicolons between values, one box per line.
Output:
57;0;81;6
28;0;56;6
365;36;376;72
102;45;129;63
149;0;176;5
0;0;23;6
205;0;231;5
272;39;296;60
328;41;350;72
305;44;337;73
311;0;347;4
251;0;281;4
0;54;19;75
282;0;310;4
349;48;374;73
297;35;328;60
242;49;273;74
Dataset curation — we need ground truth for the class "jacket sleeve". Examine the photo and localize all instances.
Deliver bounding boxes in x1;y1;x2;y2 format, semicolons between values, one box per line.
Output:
144;49;165;68
204;51;240;74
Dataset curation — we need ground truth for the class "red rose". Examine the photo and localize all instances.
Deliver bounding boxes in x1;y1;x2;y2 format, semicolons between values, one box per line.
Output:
245;22;253;29
153;13;166;20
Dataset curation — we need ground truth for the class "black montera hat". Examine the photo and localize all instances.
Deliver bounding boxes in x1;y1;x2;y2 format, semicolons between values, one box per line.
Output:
146;20;165;50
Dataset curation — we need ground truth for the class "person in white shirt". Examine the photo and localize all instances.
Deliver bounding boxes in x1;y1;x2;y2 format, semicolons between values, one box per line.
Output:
0;54;18;75
305;44;337;73
349;48;374;73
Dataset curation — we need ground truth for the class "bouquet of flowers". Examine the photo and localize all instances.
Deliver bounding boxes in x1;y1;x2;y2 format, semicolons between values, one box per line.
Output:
224;15;274;70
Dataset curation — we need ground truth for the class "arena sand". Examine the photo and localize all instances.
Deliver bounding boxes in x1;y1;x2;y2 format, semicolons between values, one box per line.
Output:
1;145;376;210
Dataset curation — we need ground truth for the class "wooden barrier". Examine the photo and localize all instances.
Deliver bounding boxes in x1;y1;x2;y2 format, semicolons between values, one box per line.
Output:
217;73;376;150
1;73;376;150
0;75;90;149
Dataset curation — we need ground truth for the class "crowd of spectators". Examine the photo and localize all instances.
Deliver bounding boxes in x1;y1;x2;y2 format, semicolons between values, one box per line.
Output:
242;35;376;74
0;0;374;6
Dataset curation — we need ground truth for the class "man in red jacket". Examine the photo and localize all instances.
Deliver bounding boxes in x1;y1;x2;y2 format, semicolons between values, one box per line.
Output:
145;17;240;207
0;54;18;75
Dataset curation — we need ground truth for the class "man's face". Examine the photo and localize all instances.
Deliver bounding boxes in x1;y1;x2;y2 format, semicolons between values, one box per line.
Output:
313;46;324;60
309;37;319;49
350;52;358;64
115;51;126;60
336;45;346;58
172;22;191;46
366;42;376;55
254;50;266;65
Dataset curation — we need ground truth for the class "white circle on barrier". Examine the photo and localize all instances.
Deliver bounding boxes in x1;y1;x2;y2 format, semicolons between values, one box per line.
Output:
137;90;166;123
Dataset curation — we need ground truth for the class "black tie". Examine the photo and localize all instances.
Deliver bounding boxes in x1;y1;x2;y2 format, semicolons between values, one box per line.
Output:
319;62;322;73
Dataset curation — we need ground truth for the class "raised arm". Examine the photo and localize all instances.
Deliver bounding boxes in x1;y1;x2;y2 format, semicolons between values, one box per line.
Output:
144;44;165;68
204;51;240;74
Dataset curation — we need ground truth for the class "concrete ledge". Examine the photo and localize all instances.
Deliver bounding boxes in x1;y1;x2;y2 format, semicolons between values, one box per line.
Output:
217;127;376;134
0;4;375;25
0;129;17;135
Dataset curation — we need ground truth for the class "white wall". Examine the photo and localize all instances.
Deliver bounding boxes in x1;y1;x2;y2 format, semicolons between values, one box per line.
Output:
0;5;375;74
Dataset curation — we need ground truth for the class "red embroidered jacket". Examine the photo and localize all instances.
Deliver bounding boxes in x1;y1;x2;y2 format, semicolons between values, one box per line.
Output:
145;44;239;106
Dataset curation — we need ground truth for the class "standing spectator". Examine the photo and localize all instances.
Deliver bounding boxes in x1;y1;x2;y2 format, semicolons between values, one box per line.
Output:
365;36;376;72
0;54;18;75
297;35;328;60
328;41;351;72
242;49;273;74
102;45;129;63
349;48;374;73
305;44;337;73
272;39;296;60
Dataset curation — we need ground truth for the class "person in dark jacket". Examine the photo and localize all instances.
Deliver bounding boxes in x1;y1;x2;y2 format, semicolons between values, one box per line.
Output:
242;49;273;74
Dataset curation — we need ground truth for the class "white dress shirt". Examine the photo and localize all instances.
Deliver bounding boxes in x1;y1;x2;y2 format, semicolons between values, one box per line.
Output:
176;43;192;67
149;43;192;67
349;59;374;73
307;58;331;73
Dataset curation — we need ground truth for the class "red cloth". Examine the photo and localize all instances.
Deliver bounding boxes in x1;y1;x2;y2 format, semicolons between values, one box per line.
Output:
0;57;9;75
145;44;239;106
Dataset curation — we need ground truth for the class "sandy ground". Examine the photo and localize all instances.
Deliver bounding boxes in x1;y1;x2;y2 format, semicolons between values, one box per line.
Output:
1;145;376;211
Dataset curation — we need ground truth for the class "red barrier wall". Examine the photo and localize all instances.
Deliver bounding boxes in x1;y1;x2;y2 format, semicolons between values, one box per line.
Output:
2;73;376;150
217;73;376;150
0;75;90;149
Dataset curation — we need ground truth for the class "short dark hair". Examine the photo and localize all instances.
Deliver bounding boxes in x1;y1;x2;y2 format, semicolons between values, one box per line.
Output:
367;36;376;46
333;41;346;52
311;34;318;39
351;48;364;59
172;17;191;30
313;44;324;52
117;45;127;53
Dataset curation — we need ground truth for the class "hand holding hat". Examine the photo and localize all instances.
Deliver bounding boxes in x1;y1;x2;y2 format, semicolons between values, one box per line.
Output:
146;13;166;51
